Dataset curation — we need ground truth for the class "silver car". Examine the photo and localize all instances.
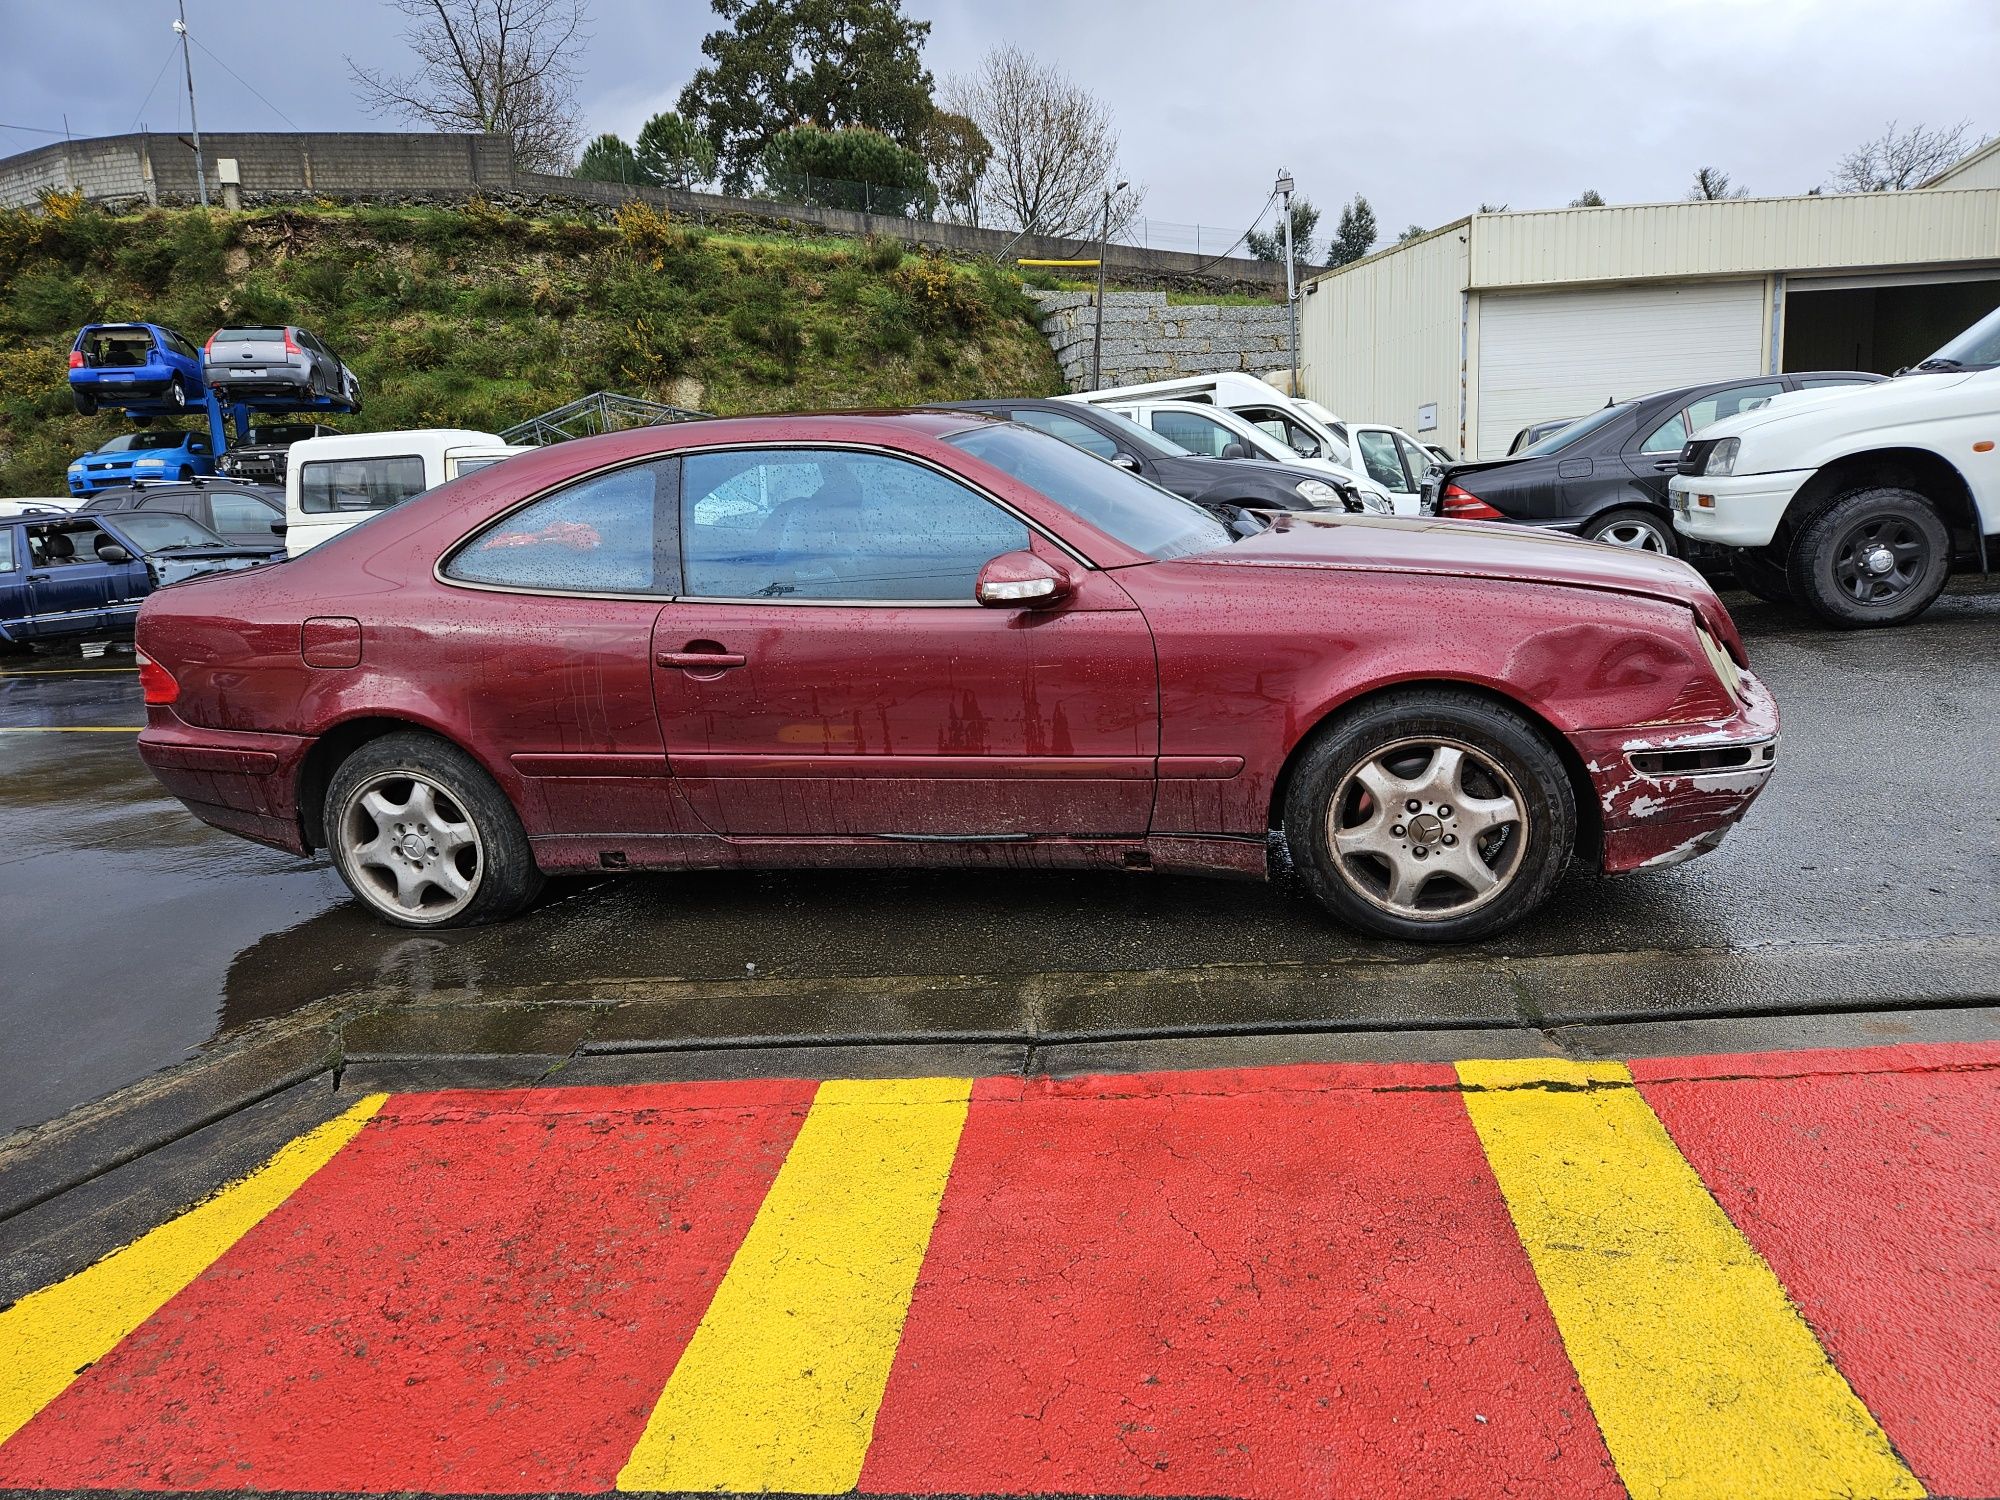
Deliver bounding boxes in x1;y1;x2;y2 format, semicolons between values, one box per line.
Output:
202;326;362;411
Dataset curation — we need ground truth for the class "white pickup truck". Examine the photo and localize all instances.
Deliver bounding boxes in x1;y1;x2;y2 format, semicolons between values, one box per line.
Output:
1670;307;2000;627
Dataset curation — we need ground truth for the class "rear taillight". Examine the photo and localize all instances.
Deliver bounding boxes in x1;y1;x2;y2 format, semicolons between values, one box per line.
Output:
1439;483;1504;521
135;650;180;706
282;329;301;355
203;335;215;356
68;350;84;369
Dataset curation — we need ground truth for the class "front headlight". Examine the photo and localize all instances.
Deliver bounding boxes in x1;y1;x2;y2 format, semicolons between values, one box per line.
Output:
1353;488;1394;516
1704;438;1740;476
1294;480;1342;509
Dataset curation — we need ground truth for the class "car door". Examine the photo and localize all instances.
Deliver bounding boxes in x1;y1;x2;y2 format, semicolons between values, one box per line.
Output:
1626;381;1783;503
656;445;1159;838
0;524;29;639
1353;427;1423;513
23;524;117;635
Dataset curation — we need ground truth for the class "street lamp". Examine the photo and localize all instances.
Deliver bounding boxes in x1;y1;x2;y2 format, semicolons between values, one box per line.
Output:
1276;169;1297;391
1091;179;1129;390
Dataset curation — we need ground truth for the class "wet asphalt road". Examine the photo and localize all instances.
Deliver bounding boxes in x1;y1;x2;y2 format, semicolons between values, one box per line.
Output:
2;584;1996;1133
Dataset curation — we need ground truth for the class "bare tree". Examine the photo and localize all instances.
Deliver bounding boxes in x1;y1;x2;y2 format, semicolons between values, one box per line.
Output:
1831;119;1984;192
1687;166;1747;201
349;0;590;173
942;45;1141;239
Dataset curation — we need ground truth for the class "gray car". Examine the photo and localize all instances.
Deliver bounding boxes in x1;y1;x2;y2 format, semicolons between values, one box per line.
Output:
202;326;362;411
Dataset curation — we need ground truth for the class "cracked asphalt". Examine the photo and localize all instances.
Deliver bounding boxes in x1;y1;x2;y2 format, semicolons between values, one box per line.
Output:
0;582;1995;1133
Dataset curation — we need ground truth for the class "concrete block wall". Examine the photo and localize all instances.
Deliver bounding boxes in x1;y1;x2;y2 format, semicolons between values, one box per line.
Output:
1030;291;1295;390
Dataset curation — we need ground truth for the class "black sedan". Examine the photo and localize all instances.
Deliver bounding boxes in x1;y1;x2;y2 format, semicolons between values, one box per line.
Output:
78;477;285;547
1435;371;1883;554
929;398;1367;525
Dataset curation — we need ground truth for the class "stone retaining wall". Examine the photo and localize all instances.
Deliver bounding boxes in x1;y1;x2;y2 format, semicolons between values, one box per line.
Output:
1031;291;1295;390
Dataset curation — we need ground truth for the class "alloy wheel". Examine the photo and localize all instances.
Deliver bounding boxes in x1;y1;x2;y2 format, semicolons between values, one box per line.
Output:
1832;515;1929;606
338;771;484;921
1593;516;1671;552
1326;737;1529;920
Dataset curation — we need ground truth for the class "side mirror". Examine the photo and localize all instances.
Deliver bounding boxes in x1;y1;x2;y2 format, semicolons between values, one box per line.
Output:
1219;442;1249;461
270;521;287;534
1111;453;1140;472
96;543;133;564
976;549;1073;609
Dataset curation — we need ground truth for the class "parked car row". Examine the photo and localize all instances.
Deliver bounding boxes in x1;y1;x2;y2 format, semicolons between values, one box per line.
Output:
69;322;363;417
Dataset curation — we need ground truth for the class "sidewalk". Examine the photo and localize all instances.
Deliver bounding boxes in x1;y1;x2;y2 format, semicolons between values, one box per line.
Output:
1;1042;1994;1498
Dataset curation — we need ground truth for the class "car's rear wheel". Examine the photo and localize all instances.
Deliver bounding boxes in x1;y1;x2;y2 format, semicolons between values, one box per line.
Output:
324;731;542;928
1282;690;1576;942
166;374;187;411
1583;507;1677;555
1728;546;1794;604
1788;486;1949;629
72;391;97;416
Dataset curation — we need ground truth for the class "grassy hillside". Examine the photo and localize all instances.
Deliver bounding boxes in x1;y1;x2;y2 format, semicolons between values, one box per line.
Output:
0;194;1064;493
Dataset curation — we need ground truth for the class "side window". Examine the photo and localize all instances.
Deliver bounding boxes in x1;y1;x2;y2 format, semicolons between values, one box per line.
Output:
1799;376;1869;389
209;493;276;534
1239;406;1322;460
1150;410;1233;457
1009;410;1118;460
1639;409;1689;454
1684;381;1784;431
298;456;428;514
681;449;1029;601
0;527;15;572
1394;434;1436;484
1356;430;1411;491
447;461;671;594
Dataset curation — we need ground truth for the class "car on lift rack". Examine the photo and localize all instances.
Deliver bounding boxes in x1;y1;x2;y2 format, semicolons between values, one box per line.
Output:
67;323;209;416
217;422;339;485
80;478;285;547
1429;370;1884;555
202;326;362;410
66;429;218;496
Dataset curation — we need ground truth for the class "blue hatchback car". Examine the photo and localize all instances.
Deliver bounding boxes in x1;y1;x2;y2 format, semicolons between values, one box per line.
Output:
66;428;217;495
68;323;209;416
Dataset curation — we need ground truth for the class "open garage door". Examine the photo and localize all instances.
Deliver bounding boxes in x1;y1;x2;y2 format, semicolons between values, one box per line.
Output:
1474;281;1766;458
1782;270;2000;375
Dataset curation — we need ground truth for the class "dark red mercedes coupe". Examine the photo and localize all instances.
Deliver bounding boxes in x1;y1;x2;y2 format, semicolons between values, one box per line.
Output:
134;412;1778;941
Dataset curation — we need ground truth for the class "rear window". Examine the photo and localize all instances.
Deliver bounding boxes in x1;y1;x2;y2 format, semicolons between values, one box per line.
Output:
82;330;159;367
212;328;284;343
1515;403;1629;459
298;455;428;515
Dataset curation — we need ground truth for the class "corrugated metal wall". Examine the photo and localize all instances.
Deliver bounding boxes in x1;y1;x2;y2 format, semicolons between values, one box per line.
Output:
1468;190;2000;289
1298;223;1469;450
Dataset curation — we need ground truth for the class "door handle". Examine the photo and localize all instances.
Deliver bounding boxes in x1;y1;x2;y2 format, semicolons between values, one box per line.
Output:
657;650;746;670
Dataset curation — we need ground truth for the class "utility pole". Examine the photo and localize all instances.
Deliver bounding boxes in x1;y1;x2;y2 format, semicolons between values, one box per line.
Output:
1277;168;1297;392
1090;179;1127;390
174;0;208;207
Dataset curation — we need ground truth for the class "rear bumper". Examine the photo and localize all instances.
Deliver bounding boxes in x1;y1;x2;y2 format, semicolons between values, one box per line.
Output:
136;708;315;855
1576;669;1781;876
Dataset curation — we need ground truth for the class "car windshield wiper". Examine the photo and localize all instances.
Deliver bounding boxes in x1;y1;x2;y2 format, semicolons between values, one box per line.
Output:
148;542;215;553
1911;357;1965;372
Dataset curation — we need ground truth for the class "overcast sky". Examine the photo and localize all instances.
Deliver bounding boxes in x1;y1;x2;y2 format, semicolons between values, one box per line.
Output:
3;0;1994;249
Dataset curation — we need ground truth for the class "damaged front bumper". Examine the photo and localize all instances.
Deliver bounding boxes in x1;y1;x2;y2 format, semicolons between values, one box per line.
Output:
1579;669;1781;875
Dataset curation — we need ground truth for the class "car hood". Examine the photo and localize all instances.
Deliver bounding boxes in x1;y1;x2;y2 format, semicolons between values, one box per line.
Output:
1184;512;1705;603
1697;369;1984;441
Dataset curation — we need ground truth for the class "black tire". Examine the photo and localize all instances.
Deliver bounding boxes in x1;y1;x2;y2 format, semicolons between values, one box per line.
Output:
166;375;187;411
323;730;542;928
176;466;193;482
1728;546;1794;604
1788;486;1950;629
72;391;97;417
1582;506;1678;556
1281;688;1576;943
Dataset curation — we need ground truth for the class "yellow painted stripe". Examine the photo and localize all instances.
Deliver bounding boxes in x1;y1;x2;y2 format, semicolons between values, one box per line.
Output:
0;725;143;732
1458;1058;1923;1500
0;1094;386;1446
617;1076;971;1495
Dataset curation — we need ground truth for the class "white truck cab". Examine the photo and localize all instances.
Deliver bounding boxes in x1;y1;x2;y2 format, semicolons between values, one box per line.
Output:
283;429;527;557
1670;305;2000;628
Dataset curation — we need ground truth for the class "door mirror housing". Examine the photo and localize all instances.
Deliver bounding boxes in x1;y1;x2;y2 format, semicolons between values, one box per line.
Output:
1219;442;1249;461
96;543;133;564
1111;453;1140;472
975;549;1073;609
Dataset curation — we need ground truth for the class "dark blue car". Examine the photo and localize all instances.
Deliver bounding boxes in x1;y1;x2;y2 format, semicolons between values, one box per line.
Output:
68;323;208;416
0;510;276;647
66;428;217;496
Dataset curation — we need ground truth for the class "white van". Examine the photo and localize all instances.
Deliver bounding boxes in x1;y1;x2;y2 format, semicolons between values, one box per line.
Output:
1084;397;1395;514
283;429;527;557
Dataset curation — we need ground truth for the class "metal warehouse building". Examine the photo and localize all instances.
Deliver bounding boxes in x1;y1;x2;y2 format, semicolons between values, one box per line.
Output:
1299;158;2000;460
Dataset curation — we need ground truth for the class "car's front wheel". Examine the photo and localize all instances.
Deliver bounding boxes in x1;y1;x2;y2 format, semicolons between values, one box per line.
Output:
72;391;97;417
1282;690;1576;942
324;731;543;928
1788;486;1950;628
1583;507;1677;555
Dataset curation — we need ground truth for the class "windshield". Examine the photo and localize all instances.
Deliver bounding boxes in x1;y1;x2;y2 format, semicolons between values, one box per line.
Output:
213;327;284;343
945;424;1229;561
1515;402;1630;459
97;432;187;453
109;512;226;551
247;424;320;445
1916;305;2000;371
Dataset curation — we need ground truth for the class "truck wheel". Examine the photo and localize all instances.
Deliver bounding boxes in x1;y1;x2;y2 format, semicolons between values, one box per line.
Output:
324;731;543;928
1729;547;1794;604
1583;507;1677;555
1788;486;1949;628
1281;689;1576;943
